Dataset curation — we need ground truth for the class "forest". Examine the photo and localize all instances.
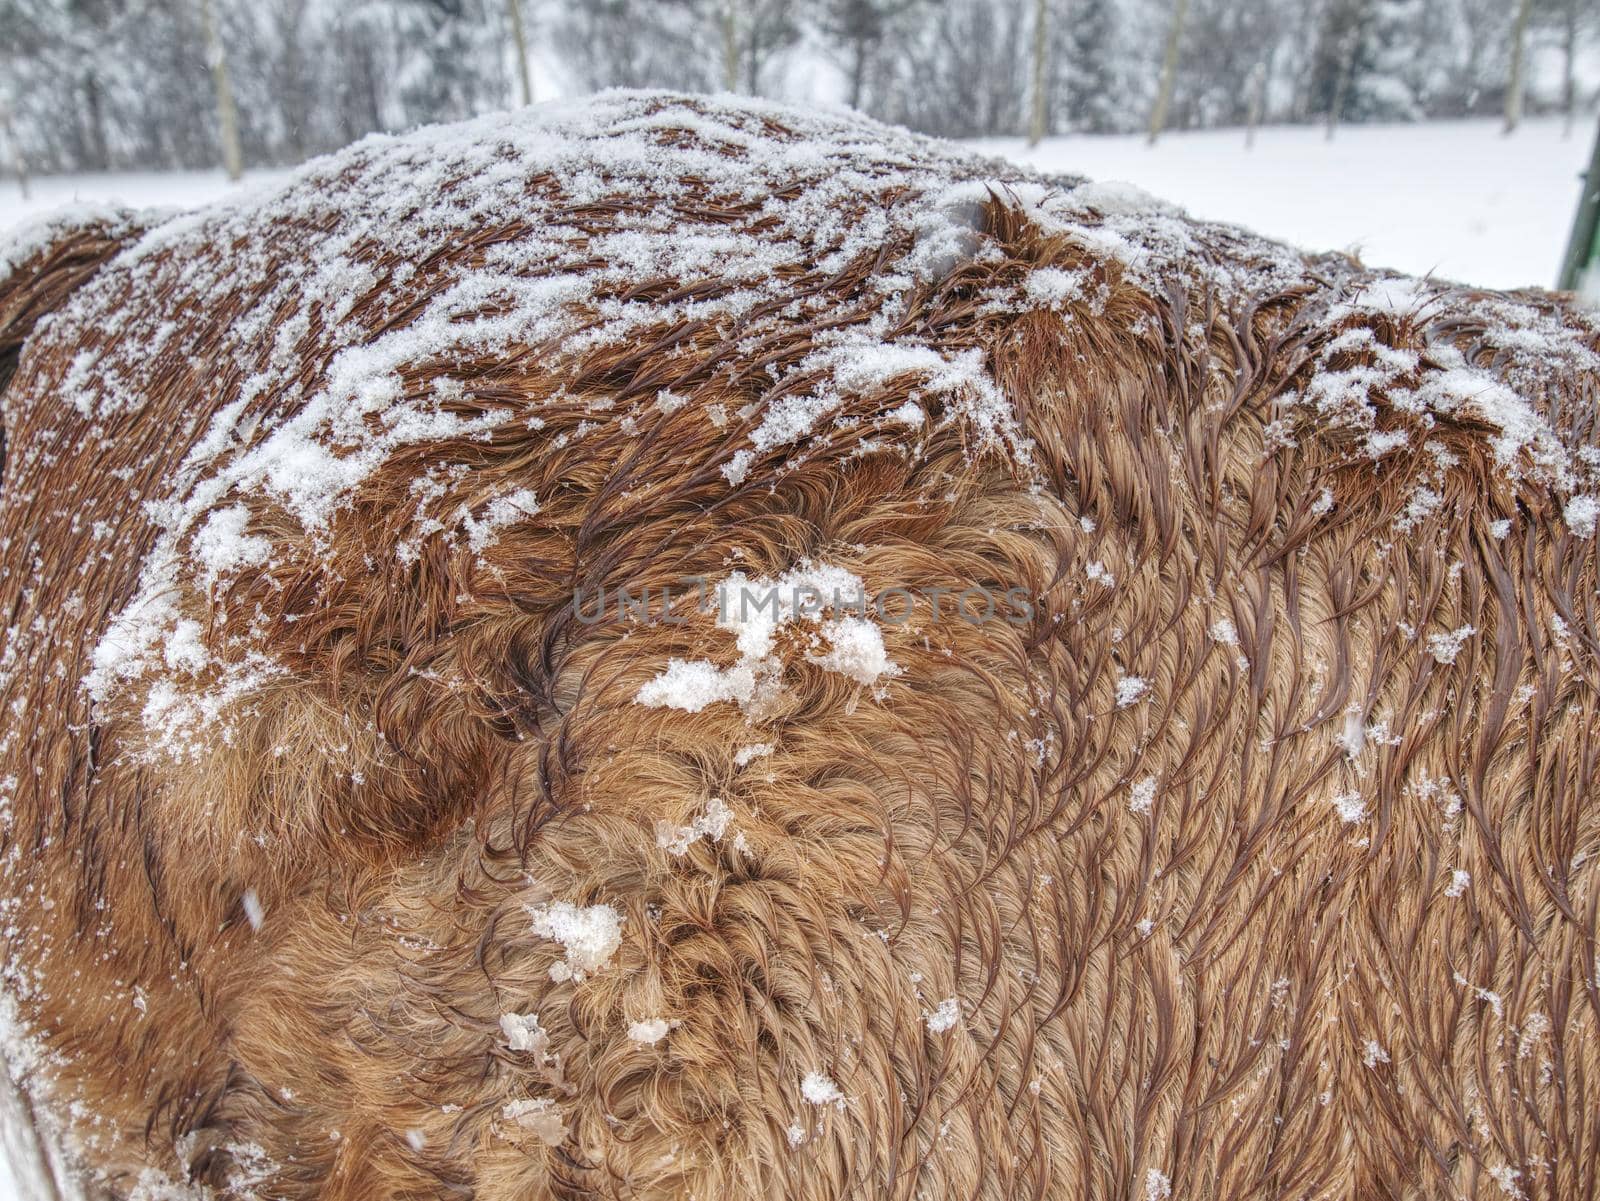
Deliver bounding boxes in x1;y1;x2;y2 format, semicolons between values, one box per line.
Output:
1;0;1594;179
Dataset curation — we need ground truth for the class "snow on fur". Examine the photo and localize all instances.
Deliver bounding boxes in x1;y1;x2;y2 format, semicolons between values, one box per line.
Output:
635;562;899;714
21;91;1589;755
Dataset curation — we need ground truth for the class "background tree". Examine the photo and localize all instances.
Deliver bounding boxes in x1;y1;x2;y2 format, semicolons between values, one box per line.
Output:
1028;0;1048;144
197;0;242;179
815;0;931;112
506;0;533;105
1053;0;1133;133
1505;0;1535;131
879;0;1026;138
1146;0;1188;143
0;0;1595;182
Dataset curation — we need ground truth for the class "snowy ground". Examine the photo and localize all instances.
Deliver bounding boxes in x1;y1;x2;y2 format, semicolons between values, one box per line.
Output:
973;115;1593;292
0;115;1593;293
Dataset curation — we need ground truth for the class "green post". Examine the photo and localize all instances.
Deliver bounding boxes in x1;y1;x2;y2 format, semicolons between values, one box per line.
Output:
1557;113;1600;299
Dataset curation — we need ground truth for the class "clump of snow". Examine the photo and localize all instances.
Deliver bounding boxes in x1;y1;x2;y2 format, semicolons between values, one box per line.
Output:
636;562;899;715
1444;869;1471;898
1362;1039;1390;1068
733;743;774;767
1395;485;1442;533
1564;495;1599;538
1426;625;1475;665
459;487;539;553
1338;707;1366;759
925;998;960;1034
499;1011;549;1055
627;1018;673;1046
807;614;900;685
1128;775;1158;815
801;1071;844;1106
1144;1169;1173;1201
1021;266;1087;309
1488;1163;1525;1199
635;658;756;715
502;1098;565;1146
656;796;736;857
885;401;925;426
1115;675;1149;708
526;901;623;983
1331;791;1367;824
192;505;272;586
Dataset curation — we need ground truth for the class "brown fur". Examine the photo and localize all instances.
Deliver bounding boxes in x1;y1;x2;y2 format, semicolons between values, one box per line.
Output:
2;96;1600;1200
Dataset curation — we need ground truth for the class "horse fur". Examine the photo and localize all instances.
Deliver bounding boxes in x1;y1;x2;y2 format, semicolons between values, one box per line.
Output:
0;91;1599;1201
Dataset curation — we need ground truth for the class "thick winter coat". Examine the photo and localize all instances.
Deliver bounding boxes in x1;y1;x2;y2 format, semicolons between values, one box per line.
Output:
1;92;1598;1201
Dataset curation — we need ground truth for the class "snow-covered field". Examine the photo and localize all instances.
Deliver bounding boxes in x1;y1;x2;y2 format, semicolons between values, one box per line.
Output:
973;115;1593;292
0;115;1591;293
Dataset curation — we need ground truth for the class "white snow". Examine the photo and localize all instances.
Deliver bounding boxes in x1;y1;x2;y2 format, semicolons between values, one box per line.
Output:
459;487;540;553
191;505;272;587
1128;775;1158;815
1445;869;1472;898
1115;675;1149;709
655;796;736;856
1021;265;1087;309
499;1011;548;1054
1331;791;1368;824
635;562;899;715
1426;625;1476;665
1488;1163;1525;1199
627;1018;673;1046
973;116;1592;292
800;1070;844;1106
1208;618;1239;646
501;1098;565;1146
1339;708;1366;759
805;614;900;685
635;658;756;715
525;901;623;983
1564;495;1599;537
925;998;960;1034
732;743;774;767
